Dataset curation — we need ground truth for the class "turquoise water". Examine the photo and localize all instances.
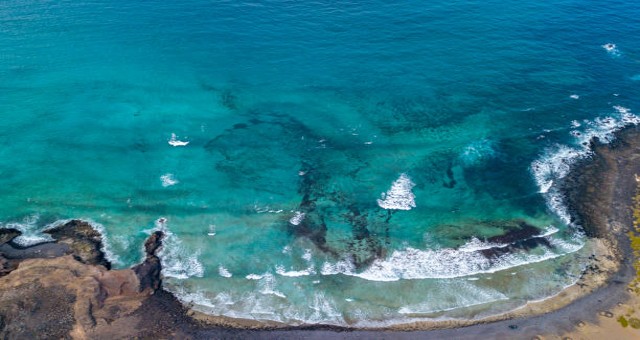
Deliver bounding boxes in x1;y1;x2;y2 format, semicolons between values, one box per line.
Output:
1;0;639;325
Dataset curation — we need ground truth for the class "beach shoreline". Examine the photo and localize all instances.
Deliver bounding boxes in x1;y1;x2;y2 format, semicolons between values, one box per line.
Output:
2;127;640;338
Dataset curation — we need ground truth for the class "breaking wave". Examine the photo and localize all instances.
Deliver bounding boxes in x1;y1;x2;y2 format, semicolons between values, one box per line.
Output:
1;215;121;265
160;173;179;187
153;218;205;280
531;105;639;226
1;214;53;246
320;231;583;281
377;173;416;210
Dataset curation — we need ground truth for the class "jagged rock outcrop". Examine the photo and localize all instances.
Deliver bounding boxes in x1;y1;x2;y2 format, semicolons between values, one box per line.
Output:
0;221;184;339
44;220;111;269
0;229;21;277
132;231;163;293
0;229;20;246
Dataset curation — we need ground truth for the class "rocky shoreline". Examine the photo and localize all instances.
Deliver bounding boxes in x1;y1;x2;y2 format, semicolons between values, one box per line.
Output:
2;127;640;339
0;221;190;338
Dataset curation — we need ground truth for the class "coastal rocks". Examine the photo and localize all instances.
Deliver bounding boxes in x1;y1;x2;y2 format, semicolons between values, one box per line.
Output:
132;231;164;292
0;273;77;339
561;126;640;240
0;223;183;339
0;254;14;277
0;229;20;277
44;220;111;269
0;228;20;246
479;221;553;259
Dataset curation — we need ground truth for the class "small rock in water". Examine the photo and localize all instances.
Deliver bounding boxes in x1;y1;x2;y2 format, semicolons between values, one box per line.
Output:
508;324;518;330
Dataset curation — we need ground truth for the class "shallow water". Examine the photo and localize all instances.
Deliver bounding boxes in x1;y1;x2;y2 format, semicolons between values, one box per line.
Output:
1;0;639;325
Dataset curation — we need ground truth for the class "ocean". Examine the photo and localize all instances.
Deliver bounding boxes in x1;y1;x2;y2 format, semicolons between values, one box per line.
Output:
1;0;639;326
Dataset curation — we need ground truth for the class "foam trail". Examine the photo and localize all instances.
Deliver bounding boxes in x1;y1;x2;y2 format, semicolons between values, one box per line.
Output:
289;211;305;225
160;173;179;187
531;106;639;226
258;273;287;298
153;217;205;279
459;139;496;166
246;273;265;280
168;133;189;147
218;265;232;278
398;281;509;314
2;214;53;246
321;232;583;281
377;173;416;210
275;264;316;277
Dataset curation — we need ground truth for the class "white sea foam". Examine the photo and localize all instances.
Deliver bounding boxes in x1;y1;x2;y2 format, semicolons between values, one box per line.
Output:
305;292;344;324
539;225;559;237
531;106;639;225
398;281;508;314
160;173;179;187
257;273;287;298
531;145;585;194
457;237;504;252
218;265;233;278
246;273;264;280
320;233;583;281
43;218;121;265
254;203;284;214
168;133;189;146
154;217;205;280
602;43;620;56
2;214;53;246
377;173;416;210
302;248;313;261
570;94;580;99
460;139;496;166
170;281;349;325
289;211;305;225
275;264;316;277
320;259;356;276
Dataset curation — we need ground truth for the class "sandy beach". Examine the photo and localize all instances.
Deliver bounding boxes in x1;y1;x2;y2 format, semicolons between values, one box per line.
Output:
2;127;640;339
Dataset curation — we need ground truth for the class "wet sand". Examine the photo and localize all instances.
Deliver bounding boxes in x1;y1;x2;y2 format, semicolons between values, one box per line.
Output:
2;127;640;339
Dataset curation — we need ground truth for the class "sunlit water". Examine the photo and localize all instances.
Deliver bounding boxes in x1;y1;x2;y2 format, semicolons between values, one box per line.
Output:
1;0;639;326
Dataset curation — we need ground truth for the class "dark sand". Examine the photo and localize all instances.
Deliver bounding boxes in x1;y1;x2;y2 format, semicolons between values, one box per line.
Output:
2;127;640;339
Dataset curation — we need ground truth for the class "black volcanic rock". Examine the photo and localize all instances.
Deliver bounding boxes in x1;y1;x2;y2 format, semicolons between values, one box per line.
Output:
44;220;111;269
133;231;164;292
0;229;20;246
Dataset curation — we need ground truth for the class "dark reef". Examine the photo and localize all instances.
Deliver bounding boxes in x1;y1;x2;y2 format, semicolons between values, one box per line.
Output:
1;127;640;338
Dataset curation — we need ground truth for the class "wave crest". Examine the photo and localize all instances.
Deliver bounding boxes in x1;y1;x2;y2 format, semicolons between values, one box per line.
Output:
377;173;416;210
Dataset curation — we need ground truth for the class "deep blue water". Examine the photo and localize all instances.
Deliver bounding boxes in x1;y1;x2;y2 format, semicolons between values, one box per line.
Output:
1;0;639;325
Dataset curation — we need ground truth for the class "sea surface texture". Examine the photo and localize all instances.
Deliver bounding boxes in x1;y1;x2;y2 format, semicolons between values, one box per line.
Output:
1;0;639;326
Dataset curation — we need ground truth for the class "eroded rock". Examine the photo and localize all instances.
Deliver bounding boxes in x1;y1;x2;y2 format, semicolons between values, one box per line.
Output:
44;220;110;269
0;225;175;339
